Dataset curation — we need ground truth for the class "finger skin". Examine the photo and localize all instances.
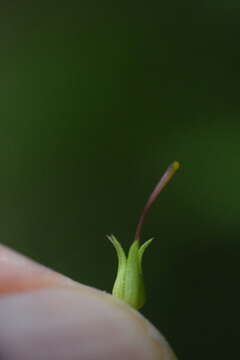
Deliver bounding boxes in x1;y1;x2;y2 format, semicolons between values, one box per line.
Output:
0;244;76;294
0;244;177;360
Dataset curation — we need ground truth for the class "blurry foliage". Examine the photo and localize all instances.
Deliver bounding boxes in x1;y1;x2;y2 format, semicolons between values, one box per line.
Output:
0;2;239;359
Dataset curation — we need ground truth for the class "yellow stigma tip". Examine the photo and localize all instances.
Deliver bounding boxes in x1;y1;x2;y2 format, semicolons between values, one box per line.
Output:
172;161;180;171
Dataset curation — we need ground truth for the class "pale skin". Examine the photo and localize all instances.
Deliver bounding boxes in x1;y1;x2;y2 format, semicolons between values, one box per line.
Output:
0;244;177;360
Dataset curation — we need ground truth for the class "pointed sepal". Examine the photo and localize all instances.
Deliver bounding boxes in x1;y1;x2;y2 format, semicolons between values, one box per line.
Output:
108;236;153;310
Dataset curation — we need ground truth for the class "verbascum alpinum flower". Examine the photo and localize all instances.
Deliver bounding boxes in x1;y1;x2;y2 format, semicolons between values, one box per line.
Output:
109;161;180;310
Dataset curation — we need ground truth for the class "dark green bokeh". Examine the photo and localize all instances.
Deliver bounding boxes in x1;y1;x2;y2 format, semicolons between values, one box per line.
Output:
0;2;239;359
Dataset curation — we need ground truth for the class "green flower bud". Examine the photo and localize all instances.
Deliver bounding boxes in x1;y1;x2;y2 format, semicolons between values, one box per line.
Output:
109;161;180;310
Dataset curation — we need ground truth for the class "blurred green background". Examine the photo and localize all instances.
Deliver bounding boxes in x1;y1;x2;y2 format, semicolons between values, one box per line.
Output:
0;2;239;359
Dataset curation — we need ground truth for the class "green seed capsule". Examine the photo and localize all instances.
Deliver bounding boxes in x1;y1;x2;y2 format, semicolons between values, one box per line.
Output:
108;236;153;310
109;161;180;310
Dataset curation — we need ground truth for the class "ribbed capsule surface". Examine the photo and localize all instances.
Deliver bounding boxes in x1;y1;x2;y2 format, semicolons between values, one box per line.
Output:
109;236;153;310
